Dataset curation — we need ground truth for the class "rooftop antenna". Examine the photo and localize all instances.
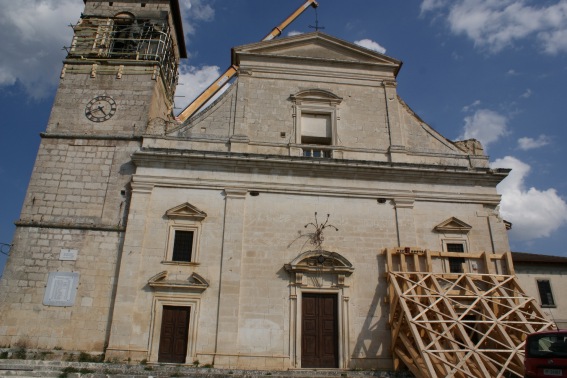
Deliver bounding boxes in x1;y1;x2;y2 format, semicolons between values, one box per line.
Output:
309;8;325;32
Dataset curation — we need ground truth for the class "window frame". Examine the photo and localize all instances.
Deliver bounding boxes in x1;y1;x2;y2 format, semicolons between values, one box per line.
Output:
536;278;556;308
296;107;337;146
290;89;342;158
442;239;468;273
164;224;201;265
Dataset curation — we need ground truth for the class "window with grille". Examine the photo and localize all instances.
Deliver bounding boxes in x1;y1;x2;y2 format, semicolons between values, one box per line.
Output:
446;242;465;273
301;113;332;158
171;230;194;262
291;90;342;159
537;279;556;307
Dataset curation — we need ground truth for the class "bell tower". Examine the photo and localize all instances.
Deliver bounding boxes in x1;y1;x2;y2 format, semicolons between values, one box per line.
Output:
0;0;185;352
50;0;186;135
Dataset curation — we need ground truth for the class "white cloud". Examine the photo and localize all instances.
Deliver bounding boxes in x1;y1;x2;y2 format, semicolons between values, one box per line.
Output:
175;64;224;115
421;0;567;54
179;0;215;37
460;109;509;149
354;39;387;54
185;0;215;22
491;156;567;241
287;31;303;37
520;88;532;98
539;28;567;54
0;0;82;99
462;100;481;112
420;0;449;13
517;134;551;150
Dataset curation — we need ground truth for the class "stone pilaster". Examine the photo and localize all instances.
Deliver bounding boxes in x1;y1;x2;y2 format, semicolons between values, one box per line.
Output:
393;197;416;247
383;80;406;163
215;188;248;353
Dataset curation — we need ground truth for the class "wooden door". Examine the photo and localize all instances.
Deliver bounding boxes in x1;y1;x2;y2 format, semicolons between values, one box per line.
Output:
302;293;338;368
158;306;190;363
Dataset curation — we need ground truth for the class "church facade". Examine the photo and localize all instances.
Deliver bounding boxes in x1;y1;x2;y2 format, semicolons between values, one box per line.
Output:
0;0;515;371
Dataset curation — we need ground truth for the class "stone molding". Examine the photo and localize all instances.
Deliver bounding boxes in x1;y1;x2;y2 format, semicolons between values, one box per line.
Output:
434;217;473;233
15;220;125;232
40;132;142;141
131;174;503;205
131;150;506;187
165;202;207;221
223;188;248;198
393;198;415;209
148;271;209;293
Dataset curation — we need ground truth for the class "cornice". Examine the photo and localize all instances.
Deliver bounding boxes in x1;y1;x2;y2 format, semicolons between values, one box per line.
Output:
15;220;125;233
237;58;393;86
132;148;508;186
130;176;501;204
41;133;142;142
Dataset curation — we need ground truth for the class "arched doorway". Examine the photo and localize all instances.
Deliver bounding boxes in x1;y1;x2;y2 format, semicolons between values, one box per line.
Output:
285;250;354;368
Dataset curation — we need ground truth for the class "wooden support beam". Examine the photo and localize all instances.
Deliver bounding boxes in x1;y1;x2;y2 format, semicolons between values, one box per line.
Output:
385;248;554;378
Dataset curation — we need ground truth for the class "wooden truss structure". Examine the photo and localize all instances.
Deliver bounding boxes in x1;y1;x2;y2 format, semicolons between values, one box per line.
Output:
386;248;555;378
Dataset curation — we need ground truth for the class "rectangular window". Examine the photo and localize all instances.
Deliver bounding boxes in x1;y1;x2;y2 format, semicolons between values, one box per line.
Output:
172;230;194;262
301;113;332;145
446;242;465;273
537;279;556;307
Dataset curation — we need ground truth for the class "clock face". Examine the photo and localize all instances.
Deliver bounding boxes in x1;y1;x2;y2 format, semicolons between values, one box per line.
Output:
85;95;117;122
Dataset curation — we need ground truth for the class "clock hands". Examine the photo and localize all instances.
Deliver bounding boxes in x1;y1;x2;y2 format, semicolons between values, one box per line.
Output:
85;96;116;122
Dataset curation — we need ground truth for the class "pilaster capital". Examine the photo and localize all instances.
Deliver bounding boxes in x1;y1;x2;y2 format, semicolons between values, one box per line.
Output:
223;188;248;199
382;79;398;88
393;197;415;209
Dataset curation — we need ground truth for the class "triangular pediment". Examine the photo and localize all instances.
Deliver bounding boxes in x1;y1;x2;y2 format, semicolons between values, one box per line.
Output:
148;271;209;293
233;32;401;72
165;202;207;220
434;217;472;233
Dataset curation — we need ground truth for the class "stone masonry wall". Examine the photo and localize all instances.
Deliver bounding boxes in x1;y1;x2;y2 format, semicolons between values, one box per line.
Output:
0;226;122;350
47;71;163;136
19;138;137;226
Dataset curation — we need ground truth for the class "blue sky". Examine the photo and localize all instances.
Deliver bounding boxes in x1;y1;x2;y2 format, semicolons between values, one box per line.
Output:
1;0;567;273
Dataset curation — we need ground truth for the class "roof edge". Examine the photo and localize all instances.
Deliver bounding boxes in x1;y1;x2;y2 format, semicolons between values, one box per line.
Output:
512;251;567;264
169;0;187;59
232;31;402;76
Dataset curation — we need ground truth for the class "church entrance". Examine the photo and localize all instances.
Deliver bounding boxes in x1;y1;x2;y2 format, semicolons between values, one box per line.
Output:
158;306;190;363
301;293;339;368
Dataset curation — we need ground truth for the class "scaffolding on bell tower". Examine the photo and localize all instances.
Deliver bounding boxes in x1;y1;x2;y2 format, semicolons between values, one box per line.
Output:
65;14;179;99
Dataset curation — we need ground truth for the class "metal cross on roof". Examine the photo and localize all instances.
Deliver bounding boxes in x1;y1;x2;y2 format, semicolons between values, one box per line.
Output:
309;8;325;32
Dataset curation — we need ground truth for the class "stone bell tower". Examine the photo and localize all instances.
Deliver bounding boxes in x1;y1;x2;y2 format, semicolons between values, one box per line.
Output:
0;0;185;352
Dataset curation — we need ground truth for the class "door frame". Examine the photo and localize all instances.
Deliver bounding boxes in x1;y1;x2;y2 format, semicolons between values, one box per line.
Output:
148;295;200;363
301;292;339;368
158;306;191;363
293;288;349;369
285;250;354;369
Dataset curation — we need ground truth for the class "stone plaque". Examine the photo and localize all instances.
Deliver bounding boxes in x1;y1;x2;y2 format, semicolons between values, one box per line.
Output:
43;272;80;307
59;249;78;261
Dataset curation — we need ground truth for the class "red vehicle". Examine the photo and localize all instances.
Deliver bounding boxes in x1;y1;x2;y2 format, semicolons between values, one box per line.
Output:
525;330;567;378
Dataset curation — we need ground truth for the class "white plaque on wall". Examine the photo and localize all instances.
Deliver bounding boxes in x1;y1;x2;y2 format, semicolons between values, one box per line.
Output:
43;272;80;307
59;249;78;261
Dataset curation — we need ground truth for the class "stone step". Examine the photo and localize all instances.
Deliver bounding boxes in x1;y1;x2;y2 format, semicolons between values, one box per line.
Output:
0;359;411;378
